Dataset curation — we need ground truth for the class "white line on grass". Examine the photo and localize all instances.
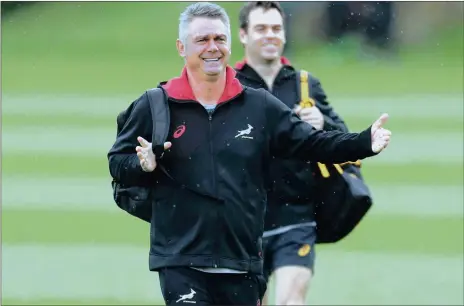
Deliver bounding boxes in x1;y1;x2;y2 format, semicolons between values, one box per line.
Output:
3;126;463;163
2;177;463;216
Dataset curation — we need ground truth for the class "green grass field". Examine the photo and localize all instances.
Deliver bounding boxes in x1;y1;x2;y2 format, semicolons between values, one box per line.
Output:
2;2;463;305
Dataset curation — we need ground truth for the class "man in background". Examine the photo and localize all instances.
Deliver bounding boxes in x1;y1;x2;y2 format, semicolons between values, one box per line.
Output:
236;2;350;304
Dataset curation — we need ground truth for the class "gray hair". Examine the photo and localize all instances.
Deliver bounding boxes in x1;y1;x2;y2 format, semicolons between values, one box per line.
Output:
178;2;231;47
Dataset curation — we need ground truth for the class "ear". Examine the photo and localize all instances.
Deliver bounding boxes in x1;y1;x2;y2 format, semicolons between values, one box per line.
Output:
176;39;185;57
239;28;248;45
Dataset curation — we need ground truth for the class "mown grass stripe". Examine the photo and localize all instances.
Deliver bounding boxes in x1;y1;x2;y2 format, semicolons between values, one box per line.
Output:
2;245;462;305
3;177;462;216
3;94;463;118
3;153;461;185
3;123;463;163
2;209;462;256
4;112;463;134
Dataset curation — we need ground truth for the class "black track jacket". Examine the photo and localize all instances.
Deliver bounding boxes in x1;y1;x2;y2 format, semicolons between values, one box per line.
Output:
108;66;375;274
235;57;349;231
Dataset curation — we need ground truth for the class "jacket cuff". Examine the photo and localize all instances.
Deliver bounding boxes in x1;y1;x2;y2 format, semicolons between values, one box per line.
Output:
359;125;377;157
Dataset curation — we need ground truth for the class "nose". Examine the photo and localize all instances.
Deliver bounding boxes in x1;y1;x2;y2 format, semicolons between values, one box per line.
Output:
264;28;277;39
206;39;219;52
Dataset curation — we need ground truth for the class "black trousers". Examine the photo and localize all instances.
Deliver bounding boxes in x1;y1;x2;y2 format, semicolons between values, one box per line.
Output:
158;267;267;305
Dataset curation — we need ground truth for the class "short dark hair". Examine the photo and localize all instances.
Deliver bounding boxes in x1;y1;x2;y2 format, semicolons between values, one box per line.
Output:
238;1;285;31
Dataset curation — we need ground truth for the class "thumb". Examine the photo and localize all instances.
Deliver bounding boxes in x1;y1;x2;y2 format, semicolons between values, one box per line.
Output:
164;142;172;150
372;113;389;130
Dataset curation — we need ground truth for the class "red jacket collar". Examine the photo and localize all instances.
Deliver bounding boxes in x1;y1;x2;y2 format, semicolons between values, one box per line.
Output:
162;66;243;104
234;56;292;71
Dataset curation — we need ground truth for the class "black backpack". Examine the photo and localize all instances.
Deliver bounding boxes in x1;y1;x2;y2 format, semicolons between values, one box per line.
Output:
111;88;170;223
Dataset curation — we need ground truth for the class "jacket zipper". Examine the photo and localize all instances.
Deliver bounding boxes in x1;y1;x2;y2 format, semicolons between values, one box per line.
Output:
208;113;219;268
206;101;234;269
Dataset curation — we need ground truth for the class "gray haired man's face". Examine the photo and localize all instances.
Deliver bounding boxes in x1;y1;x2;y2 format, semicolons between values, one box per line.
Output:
177;17;231;77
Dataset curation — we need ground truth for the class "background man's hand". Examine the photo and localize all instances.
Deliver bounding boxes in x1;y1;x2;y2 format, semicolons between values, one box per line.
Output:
135;137;172;172
371;113;391;153
294;105;325;130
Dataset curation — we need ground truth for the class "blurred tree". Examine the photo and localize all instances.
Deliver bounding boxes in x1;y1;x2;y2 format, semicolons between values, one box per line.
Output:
1;2;38;16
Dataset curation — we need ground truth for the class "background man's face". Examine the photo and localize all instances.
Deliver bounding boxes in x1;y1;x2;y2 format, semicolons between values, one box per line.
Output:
178;17;231;77
241;8;286;61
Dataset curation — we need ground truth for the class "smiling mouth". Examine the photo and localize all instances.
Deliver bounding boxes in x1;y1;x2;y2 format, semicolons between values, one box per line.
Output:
203;57;221;62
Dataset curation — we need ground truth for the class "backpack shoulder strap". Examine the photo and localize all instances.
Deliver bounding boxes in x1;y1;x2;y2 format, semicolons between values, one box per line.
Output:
297;70;315;108
145;88;170;159
297;70;331;177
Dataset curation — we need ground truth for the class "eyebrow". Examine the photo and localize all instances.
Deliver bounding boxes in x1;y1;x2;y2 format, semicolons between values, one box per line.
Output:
194;34;227;40
253;23;282;28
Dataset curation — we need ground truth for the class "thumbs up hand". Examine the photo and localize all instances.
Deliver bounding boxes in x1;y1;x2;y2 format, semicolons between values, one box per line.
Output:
135;136;172;172
371;113;391;153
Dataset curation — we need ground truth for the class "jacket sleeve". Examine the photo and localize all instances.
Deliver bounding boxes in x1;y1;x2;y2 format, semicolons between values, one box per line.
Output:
265;90;376;163
310;76;349;132
107;92;154;186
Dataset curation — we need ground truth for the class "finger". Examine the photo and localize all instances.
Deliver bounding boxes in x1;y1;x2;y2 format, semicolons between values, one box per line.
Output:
373;137;390;153
299;107;314;116
373;113;389;130
137;136;150;148
381;139;390;150
136;146;143;153
300;114;310;122
137;151;144;161
372;142;384;153
164;142;172;150
306;120;319;127
304;117;319;124
294;105;302;115
375;129;392;140
382;129;392;137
